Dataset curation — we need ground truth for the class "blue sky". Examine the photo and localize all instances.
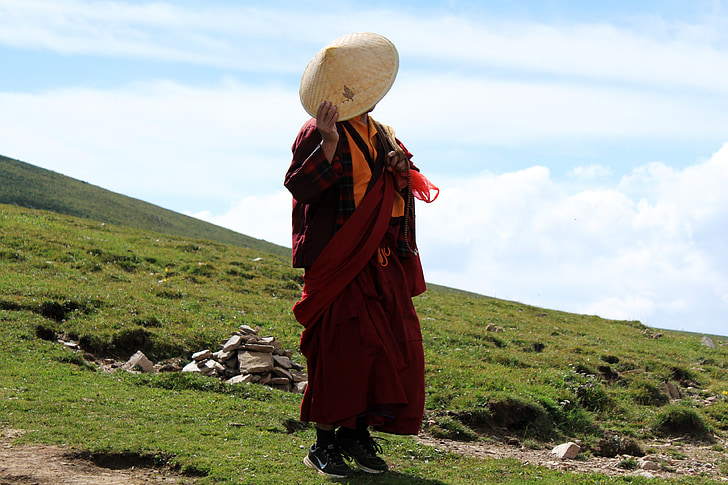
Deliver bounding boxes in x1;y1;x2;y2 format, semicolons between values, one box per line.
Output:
1;0;727;336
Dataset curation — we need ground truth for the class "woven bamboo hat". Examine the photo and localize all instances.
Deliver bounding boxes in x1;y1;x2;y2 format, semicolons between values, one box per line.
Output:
299;32;399;121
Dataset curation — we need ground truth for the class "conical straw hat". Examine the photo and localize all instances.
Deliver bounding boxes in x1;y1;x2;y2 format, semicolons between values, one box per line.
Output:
299;32;399;121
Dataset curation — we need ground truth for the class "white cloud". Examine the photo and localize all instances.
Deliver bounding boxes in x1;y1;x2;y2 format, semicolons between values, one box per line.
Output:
0;0;337;71
3;1;728;95
416;143;728;334
0;79;304;211
380;75;728;148
190;189;292;248
3;69;722;218
397;18;728;93
568;164;612;180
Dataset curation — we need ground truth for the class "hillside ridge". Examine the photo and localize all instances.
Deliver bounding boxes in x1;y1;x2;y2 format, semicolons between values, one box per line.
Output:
0;154;290;258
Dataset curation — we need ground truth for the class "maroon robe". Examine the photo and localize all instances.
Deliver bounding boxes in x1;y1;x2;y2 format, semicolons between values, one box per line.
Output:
285;118;426;434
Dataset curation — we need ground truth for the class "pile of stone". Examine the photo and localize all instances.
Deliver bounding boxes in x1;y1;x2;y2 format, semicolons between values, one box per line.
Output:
181;324;307;394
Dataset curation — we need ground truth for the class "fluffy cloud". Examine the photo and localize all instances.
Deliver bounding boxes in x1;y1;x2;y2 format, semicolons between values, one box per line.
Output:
0;79;303;212
416;143;728;333
3;1;728;93
190;143;728;334
191;189;292;249
568;164;612;180
396;18;728;94
380;75;728;148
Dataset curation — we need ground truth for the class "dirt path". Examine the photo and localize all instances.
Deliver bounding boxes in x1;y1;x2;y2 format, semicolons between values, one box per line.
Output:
416;433;728;481
3;426;727;483
0;429;189;485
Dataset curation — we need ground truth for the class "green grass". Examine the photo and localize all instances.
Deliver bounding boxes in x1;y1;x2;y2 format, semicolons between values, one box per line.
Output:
1;203;728;484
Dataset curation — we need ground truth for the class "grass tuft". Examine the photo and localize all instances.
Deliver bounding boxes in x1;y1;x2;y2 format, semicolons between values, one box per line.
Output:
652;403;712;440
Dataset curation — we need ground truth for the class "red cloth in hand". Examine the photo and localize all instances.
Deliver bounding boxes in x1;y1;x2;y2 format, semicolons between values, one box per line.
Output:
410;170;439;203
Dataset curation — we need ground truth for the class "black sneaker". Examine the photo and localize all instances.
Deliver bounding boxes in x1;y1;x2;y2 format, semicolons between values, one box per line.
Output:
303;443;355;478
336;430;388;474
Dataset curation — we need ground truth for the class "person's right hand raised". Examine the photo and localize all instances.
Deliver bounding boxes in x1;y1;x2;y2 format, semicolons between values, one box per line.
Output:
316;101;339;163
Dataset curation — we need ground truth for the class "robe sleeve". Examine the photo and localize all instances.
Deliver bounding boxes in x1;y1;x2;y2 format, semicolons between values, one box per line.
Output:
285;118;343;204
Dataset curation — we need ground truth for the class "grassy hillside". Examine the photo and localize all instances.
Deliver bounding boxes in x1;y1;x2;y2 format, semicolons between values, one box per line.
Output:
1;204;727;484
0;154;290;259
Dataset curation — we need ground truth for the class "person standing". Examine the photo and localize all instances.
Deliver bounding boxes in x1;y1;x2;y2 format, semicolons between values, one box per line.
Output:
285;32;436;478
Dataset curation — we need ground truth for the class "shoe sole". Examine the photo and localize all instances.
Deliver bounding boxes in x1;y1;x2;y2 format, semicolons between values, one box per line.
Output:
352;458;388;474
303;455;351;479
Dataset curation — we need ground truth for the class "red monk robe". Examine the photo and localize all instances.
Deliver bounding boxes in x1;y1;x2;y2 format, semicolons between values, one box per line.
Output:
285;115;426;434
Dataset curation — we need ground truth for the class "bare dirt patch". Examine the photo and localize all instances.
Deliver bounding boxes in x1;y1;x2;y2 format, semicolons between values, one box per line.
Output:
416;433;728;481
0;428;191;485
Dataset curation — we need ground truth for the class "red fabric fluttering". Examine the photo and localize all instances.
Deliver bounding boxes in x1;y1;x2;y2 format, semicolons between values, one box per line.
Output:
410;170;439;203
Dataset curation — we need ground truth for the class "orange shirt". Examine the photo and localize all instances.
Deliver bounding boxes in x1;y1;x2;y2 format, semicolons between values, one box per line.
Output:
346;115;404;217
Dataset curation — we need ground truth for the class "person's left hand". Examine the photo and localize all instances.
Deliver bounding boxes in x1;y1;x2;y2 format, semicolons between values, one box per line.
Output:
386;150;408;173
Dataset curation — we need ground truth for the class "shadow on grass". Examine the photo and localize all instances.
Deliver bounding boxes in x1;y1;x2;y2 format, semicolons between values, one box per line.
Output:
331;471;446;484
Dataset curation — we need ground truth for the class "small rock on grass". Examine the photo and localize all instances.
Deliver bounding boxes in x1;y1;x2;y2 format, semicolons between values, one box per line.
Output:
123;351;155;373
551;442;580;459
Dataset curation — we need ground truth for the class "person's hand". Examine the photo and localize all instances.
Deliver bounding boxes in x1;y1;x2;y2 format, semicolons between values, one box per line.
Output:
316;101;339;162
386;150;408;173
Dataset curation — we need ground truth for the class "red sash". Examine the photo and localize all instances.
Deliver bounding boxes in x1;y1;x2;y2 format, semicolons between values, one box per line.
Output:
293;171;395;328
